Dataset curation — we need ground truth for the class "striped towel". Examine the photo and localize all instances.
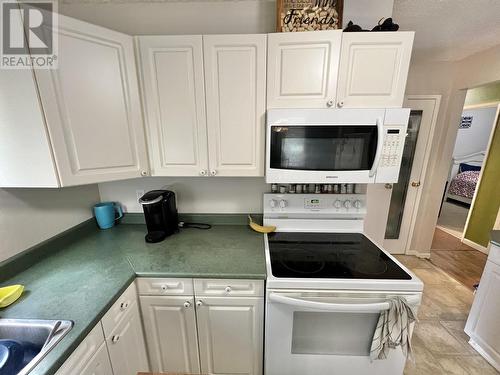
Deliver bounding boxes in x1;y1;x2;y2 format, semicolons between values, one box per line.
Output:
370;296;417;361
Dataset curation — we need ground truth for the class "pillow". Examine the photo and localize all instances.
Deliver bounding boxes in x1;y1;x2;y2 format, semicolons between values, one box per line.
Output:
459;163;481;173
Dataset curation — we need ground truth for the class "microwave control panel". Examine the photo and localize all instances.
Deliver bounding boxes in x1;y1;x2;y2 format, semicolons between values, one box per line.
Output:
380;128;404;168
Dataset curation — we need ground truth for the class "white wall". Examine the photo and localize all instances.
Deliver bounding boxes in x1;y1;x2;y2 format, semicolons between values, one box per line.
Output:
452;107;497;157
98;177;269;214
59;0;393;35
0;185;100;263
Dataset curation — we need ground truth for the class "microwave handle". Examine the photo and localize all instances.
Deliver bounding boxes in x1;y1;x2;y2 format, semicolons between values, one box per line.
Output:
369;117;384;178
269;293;420;313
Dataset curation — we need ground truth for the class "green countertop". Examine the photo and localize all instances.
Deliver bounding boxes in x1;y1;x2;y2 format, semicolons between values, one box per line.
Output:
0;222;266;375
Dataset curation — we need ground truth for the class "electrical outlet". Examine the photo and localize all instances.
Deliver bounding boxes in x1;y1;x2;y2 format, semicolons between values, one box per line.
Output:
136;189;145;203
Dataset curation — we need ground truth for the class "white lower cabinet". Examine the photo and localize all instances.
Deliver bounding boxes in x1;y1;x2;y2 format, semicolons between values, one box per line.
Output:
139;296;201;373
196;297;263;375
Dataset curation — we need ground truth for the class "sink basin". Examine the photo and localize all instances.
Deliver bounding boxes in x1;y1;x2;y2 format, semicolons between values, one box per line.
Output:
0;319;72;375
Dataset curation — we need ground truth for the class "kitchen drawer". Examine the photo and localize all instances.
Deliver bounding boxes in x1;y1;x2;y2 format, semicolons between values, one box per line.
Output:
194;279;264;297
137;278;194;296
101;282;138;337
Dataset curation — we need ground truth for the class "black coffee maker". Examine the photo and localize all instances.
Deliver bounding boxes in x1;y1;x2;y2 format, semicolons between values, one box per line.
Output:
139;190;178;243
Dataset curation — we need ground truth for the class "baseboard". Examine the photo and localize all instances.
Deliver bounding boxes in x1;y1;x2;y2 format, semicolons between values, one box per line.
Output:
462;238;489;254
406;250;431;259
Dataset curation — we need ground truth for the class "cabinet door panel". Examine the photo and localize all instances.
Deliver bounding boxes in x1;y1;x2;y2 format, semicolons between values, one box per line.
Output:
337;32;414;108
80;343;114;375
107;304;150;375
204;34;266;176
137;36;208;176
140;295;200;373
197;297;263;375
267;30;341;108
34;14;148;186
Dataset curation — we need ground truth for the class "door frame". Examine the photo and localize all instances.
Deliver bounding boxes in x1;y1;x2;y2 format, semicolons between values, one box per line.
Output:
460;103;500;253
401;95;442;255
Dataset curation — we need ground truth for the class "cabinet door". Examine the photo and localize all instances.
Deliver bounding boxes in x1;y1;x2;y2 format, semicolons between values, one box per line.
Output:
137;36;209;176
106;304;150;375
336;32;414;108
267;30;342;109
196;297;263;375
80;343;114;375
203;34;266;176
34;14;148;186
139;296;200;373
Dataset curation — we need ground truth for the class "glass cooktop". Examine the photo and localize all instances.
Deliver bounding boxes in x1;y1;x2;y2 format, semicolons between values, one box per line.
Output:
267;232;412;280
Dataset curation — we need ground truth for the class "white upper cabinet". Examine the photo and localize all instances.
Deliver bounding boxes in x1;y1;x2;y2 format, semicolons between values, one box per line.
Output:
267;30;342;109
203;34;266;176
136;36;209;176
336;32;414;108
34;14;148;186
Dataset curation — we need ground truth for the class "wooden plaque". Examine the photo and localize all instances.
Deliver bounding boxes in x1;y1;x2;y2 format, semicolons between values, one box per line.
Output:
276;0;343;32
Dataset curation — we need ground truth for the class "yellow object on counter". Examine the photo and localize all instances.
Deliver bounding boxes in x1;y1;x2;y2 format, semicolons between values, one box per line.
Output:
248;215;276;234
0;285;24;308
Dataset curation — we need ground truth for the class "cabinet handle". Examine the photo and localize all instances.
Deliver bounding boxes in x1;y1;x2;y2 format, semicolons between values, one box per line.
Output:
224;286;232;293
200;170;207;176
384;183;393;190
326;100;334;107
183;301;191;308
141;170;148;176
112;335;120;343
337;101;344;108
196;300;203;307
210;170;217;176
119;301;129;311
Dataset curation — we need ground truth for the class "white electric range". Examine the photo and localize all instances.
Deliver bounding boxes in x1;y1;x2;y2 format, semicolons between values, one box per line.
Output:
263;193;423;375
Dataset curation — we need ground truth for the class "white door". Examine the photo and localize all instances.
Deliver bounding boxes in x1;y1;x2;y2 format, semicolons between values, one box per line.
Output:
336;32;414;108
106;304;150;375
267;30;342;109
196;297;263;375
80;343;114;375
365;96;441;253
140;295;200;374
203;34;266;176
34;14;148;186
137;35;209;176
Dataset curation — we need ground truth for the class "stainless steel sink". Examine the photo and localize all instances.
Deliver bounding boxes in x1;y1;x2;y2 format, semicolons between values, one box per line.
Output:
0;319;73;375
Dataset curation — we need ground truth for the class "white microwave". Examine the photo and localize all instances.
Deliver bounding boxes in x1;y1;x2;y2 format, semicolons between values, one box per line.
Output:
265;108;409;184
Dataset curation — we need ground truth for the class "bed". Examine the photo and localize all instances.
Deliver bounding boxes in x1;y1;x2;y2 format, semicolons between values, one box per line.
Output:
445;151;485;205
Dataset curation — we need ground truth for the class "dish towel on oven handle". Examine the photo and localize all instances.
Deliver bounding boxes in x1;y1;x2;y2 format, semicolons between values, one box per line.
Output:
370;296;417;361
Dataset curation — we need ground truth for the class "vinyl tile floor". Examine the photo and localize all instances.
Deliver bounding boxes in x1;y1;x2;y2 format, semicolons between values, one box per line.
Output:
395;255;499;374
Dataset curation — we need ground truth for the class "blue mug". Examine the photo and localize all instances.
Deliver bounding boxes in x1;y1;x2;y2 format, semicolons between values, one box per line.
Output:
93;202;123;229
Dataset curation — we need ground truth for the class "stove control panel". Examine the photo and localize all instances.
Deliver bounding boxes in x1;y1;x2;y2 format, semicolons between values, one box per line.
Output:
264;193;366;216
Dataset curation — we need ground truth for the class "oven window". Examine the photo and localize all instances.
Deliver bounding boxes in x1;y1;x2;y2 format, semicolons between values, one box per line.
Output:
270;125;378;171
291;311;379;356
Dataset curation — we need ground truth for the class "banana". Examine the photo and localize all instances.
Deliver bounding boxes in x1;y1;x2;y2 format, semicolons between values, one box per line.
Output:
248;215;276;234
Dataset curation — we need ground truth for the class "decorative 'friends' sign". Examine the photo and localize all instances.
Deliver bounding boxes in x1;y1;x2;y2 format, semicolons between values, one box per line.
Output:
277;0;343;32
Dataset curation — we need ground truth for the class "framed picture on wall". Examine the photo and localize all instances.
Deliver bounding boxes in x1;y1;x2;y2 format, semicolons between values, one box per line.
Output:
276;0;343;32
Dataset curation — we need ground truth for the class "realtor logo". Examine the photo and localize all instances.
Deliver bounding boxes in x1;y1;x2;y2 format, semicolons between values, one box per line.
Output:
1;0;58;69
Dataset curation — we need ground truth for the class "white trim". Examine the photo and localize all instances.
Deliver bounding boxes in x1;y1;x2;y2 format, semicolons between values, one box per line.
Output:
406;249;431;259
402;95;442;256
462;104;500;241
462;238;489;255
463;101;500;110
468;338;500;372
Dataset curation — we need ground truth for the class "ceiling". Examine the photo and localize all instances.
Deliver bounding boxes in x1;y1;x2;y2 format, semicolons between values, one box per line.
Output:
393;0;500;61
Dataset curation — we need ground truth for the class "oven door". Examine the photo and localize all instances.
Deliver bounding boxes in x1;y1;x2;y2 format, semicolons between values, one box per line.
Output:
265;290;420;375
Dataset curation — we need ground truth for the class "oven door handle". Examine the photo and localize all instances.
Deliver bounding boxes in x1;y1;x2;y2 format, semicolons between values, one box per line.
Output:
269;293;420;313
369;117;384;178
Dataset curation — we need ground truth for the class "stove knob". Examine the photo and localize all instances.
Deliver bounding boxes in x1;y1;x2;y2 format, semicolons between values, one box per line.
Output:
279;199;288;209
344;200;352;209
333;200;342;209
269;199;278;208
353;200;362;209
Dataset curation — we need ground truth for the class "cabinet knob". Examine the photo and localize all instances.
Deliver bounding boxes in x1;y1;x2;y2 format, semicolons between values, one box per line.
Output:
337;101;344;108
112;335;120;343
119;301;129;311
210;170;217;176
196;300;203;307
411;181;421;187
183;301;191;308
326;100;334;107
141;170;148;176
224;286;232;293
200;170;207;176
384;183;393;190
